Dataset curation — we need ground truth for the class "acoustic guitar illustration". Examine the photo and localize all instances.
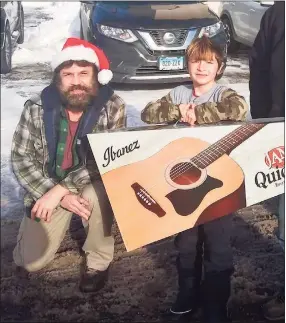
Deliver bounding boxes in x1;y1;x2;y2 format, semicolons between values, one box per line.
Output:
102;123;265;228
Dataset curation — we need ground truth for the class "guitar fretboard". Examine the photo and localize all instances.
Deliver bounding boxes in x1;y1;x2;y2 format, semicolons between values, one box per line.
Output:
191;123;265;169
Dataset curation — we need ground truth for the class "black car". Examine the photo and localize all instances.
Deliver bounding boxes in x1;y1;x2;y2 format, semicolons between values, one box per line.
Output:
80;1;228;84
1;1;24;74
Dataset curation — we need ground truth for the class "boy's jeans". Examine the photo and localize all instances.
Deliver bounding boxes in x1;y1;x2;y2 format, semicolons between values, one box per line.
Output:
278;194;285;251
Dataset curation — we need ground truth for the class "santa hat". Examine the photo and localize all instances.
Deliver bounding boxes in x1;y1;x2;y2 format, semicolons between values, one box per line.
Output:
51;37;113;85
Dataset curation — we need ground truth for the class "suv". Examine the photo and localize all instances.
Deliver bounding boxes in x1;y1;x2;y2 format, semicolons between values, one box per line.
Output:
220;1;273;52
80;1;228;84
1;1;24;74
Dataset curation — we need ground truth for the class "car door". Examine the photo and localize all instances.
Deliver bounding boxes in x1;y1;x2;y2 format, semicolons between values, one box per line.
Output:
247;1;273;45
222;1;249;41
231;1;256;43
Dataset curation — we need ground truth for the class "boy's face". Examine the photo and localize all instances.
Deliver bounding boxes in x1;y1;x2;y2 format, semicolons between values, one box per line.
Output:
188;54;219;86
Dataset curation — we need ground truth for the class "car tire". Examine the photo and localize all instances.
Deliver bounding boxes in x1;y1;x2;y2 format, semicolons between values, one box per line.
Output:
17;6;25;44
222;16;240;53
1;22;12;74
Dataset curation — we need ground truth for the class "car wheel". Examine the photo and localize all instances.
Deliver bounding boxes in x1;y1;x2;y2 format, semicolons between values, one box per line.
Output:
222;17;240;53
17;6;25;44
1;22;12;74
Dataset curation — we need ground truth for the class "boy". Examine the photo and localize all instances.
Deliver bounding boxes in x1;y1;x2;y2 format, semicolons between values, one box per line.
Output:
141;36;248;323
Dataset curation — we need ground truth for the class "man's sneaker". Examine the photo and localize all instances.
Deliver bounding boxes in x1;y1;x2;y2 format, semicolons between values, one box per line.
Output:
79;266;109;293
170;291;196;315
263;293;285;321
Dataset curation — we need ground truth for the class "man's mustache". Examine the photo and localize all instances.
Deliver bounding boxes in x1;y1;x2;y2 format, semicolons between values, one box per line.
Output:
67;85;89;94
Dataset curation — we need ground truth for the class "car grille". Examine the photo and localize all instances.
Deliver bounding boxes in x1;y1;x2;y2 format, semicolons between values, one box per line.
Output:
149;30;188;47
136;65;188;76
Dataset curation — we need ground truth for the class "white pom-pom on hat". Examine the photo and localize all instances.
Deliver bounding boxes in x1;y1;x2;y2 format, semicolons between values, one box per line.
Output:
98;69;113;85
51;37;113;85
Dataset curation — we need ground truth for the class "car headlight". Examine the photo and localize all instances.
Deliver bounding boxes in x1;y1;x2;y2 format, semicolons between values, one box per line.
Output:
97;24;138;43
198;22;223;38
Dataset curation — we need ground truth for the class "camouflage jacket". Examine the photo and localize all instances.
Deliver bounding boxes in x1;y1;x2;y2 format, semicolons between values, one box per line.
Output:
141;87;248;124
11;84;126;207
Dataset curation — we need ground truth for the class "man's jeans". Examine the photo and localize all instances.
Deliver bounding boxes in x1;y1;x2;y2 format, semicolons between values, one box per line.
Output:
278;194;285;251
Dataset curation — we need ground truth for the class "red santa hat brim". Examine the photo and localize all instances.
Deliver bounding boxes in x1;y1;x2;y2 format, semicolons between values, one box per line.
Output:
51;45;100;71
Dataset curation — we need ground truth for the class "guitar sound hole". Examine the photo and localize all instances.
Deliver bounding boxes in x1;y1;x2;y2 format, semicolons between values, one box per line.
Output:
170;162;202;186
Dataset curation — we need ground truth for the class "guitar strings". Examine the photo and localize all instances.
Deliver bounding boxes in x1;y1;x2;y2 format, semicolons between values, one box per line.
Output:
169;124;262;180
168;124;265;181
169;124;251;179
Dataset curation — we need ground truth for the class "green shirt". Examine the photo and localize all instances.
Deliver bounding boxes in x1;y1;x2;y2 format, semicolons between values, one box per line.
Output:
55;108;80;180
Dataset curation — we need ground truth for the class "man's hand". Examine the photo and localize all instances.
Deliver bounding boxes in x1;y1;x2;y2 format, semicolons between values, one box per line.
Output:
60;194;90;221
31;184;70;222
179;103;197;126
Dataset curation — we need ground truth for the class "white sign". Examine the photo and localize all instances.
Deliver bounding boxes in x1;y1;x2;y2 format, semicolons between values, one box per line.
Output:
88;119;284;251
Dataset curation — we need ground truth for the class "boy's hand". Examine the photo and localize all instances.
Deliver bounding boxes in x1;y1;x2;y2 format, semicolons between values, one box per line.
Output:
179;103;192;119
184;107;197;126
179;103;197;125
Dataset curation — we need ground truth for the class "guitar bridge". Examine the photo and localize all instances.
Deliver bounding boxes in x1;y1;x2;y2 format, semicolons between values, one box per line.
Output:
131;182;166;217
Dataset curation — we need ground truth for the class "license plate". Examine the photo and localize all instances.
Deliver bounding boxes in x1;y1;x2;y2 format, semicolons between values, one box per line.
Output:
159;56;184;71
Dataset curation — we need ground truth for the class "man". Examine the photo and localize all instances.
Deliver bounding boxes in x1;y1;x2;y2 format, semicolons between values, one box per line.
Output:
11;37;126;293
249;1;285;119
249;2;285;321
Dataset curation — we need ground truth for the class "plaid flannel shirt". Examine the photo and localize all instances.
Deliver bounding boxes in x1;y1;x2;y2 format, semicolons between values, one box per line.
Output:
11;92;126;207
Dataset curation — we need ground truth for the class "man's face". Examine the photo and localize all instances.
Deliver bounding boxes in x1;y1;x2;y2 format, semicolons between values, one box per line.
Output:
58;63;98;111
188;54;219;86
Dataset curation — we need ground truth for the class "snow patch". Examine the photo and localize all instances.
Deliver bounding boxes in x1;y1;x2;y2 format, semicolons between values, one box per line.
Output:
13;2;81;67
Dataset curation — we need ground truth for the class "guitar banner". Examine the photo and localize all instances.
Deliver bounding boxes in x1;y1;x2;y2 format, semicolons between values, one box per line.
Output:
88;118;285;251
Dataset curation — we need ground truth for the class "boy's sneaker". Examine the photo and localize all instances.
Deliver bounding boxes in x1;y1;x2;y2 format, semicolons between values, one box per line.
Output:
203;306;231;323
170;291;196;315
263;293;285;321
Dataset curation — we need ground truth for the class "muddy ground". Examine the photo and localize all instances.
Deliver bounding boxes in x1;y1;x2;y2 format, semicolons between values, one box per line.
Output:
1;197;284;322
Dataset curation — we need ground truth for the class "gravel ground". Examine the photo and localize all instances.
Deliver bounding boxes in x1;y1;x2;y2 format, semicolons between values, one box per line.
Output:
1;197;284;322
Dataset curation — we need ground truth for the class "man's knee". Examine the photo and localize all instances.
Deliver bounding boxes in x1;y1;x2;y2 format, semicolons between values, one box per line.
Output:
82;183;97;202
82;182;113;219
13;212;71;273
82;181;109;207
14;260;51;273
13;245;54;273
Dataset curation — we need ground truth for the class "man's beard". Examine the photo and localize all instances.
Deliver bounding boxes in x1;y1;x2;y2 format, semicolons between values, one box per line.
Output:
59;83;97;112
